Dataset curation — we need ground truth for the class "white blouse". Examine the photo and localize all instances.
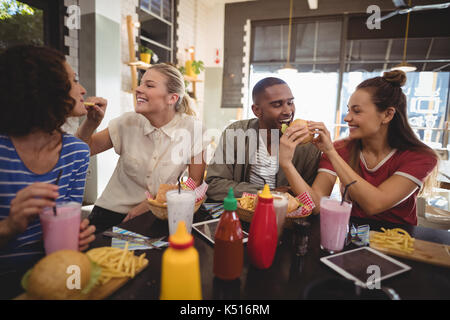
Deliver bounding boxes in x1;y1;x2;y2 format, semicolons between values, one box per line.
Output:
95;112;205;214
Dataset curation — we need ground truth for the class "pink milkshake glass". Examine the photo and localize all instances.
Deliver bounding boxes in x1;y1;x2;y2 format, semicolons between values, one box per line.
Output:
320;197;352;254
40;201;81;255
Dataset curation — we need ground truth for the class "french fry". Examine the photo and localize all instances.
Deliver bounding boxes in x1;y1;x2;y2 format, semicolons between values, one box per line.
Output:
87;243;149;285
84;102;95;107
371;228;415;254
239;195;256;211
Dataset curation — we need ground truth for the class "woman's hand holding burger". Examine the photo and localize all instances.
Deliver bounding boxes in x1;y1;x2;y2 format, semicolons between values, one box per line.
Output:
279;119;336;166
307;121;335;155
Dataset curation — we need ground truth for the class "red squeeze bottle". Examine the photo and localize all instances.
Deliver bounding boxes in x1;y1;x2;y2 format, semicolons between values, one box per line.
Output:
213;188;244;280
247;184;278;269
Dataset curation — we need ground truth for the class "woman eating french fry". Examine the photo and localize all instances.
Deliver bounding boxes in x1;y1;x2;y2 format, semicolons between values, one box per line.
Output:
0;46;105;295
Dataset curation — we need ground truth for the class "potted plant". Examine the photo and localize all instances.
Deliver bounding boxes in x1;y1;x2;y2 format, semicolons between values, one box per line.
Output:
139;45;153;64
184;59;204;79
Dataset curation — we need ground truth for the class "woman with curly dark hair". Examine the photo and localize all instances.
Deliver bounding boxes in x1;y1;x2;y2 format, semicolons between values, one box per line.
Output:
279;70;438;225
0;45;106;287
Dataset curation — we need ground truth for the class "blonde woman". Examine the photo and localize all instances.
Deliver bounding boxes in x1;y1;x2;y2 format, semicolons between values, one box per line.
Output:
279;70;438;225
77;63;206;232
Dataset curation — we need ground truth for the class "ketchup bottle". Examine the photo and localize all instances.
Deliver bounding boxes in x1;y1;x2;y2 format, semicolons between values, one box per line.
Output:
247;184;277;269
213;188;244;280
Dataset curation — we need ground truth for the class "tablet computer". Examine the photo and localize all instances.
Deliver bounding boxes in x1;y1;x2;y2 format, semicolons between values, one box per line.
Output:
192;218;249;245
320;247;411;288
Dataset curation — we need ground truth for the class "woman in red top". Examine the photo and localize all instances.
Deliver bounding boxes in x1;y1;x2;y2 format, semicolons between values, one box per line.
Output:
279;70;438;225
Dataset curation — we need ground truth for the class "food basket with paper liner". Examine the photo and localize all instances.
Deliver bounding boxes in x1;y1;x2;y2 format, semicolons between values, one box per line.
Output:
147;178;208;220
237;191;314;223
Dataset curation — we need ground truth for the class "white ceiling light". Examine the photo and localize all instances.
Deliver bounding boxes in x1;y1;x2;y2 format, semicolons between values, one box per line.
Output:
278;0;297;74
391;62;417;73
391;0;416;72
307;0;318;10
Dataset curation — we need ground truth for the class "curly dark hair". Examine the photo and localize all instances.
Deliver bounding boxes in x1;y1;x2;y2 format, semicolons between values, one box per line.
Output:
0;45;75;136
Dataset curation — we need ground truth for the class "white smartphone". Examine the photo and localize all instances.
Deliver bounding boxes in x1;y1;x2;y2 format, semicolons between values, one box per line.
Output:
192;218;249;245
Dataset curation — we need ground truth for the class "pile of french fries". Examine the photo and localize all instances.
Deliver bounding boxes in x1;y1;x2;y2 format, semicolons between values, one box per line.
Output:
87;243;148;285
371;227;415;254
239;195;257;211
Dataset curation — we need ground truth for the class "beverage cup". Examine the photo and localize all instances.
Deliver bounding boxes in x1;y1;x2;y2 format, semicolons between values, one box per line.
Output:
167;190;196;235
319;197;352;254
40;201;81;255
272;191;288;242
257;190;288;243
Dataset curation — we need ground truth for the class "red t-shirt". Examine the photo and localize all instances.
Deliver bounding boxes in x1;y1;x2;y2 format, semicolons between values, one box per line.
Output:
318;140;437;225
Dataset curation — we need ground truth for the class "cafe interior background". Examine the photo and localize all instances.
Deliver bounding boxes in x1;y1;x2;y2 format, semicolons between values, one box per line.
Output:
1;0;450;230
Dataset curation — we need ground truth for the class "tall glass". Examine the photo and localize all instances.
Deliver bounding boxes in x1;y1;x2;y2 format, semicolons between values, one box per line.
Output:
166;190;196;235
40;201;81;255
257;190;288;242
320;197;352;254
273;192;288;241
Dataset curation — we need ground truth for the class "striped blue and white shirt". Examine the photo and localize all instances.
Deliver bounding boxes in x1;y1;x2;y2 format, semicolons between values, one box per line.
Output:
0;134;90;273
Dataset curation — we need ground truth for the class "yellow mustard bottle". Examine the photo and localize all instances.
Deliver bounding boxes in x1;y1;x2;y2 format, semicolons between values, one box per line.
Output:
160;221;202;300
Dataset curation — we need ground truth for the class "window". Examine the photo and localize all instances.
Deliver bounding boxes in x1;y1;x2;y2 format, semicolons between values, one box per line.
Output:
337;37;450;148
139;0;174;63
248;17;342;124
248;13;450;149
0;0;44;51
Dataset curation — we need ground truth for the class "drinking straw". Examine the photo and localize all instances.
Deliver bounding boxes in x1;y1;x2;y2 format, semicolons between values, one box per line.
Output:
53;170;63;216
177;172;183;194
341;180;357;206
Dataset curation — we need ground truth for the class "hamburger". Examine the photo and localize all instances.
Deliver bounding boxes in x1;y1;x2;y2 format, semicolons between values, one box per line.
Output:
22;250;101;300
286;193;301;212
281;119;314;144
155;184;179;203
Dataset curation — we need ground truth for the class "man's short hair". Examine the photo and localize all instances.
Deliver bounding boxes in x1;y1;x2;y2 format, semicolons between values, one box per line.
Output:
252;77;287;103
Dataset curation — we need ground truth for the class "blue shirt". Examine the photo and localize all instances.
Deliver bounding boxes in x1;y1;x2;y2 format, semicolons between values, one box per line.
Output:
0;133;90;272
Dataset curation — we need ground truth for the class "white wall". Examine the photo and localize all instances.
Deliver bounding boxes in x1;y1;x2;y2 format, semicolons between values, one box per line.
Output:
74;0;239;198
202;1;224;68
120;0;138;115
177;0;240;133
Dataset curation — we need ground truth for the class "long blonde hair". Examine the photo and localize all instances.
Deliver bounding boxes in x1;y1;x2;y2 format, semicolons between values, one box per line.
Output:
147;63;196;116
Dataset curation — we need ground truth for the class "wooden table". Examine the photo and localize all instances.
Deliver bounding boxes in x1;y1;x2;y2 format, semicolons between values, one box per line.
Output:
89;207;450;300
3;206;448;301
